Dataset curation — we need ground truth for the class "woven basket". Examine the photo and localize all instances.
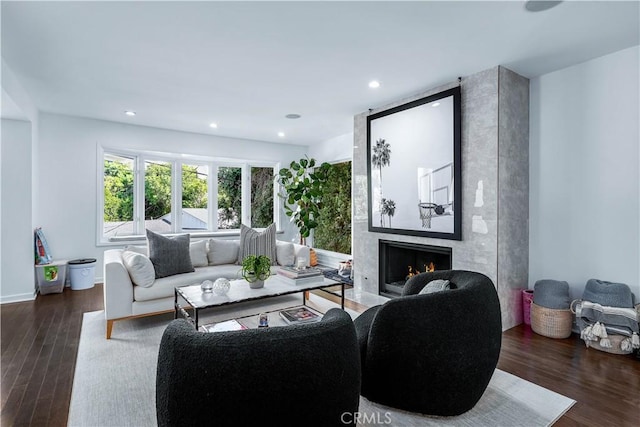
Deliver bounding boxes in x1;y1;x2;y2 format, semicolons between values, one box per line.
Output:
530;302;573;339
585;334;634;355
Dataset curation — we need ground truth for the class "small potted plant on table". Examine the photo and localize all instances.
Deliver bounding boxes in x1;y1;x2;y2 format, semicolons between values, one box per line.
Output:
241;255;271;289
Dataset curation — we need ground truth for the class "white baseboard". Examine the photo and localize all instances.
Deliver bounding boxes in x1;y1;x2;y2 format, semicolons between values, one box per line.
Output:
0;291;37;304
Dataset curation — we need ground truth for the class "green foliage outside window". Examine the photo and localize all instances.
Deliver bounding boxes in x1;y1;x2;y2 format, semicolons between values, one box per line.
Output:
218;167;242;229
104;161;208;222
104;159;274;231
104;160;134;221
314;161;352;254
182;166;208;208
251;167;274;228
144;162;172;220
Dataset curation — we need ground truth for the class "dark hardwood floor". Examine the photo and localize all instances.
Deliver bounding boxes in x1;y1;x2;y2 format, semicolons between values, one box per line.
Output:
1;285;103;427
498;324;640;427
1;284;638;426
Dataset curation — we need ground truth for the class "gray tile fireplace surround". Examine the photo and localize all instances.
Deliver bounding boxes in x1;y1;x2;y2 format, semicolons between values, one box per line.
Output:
352;66;529;331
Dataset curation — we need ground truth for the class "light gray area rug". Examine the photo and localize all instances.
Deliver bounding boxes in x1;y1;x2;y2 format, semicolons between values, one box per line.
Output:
69;295;575;427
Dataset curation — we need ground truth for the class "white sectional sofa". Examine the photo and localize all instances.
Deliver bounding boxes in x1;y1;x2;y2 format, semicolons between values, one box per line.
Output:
103;239;309;338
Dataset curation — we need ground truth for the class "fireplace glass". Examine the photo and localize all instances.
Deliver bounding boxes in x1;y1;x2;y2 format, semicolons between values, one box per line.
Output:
379;240;452;298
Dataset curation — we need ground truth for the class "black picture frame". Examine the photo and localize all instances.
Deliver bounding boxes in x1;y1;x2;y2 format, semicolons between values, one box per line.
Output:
367;86;462;240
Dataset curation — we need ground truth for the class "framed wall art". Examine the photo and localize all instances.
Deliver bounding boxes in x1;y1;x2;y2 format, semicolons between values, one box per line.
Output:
367;86;462;240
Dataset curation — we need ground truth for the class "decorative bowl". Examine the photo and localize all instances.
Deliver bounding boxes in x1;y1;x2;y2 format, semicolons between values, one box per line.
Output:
212;278;231;295
201;280;214;293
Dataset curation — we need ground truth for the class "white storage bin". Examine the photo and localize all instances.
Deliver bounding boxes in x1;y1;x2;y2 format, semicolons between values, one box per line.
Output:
68;258;97;290
35;260;68;295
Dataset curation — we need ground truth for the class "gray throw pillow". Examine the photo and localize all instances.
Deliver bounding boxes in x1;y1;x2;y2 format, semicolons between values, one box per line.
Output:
419;279;451;295
146;229;194;279
237;223;277;265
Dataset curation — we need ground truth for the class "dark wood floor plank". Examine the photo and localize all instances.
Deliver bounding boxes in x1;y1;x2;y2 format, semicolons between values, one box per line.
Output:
13;309;62;426
0;309;47;414
497;324;640;427
48;305;83;427
2;284;639;427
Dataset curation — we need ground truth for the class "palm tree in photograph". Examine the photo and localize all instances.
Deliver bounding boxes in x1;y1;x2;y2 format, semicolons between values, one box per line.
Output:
371;138;391;226
381;198;396;227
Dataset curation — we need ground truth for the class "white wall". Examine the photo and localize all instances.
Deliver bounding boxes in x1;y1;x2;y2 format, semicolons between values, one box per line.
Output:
308;132;353;164
35;113;308;282
529;45;640;301
1;119;35;302
1;59;40;303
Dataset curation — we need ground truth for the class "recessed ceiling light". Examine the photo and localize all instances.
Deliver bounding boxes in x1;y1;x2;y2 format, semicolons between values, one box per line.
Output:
125;111;136;116
209;122;218;129
524;1;562;12
278;132;285;138
368;80;381;89
431;102;440;107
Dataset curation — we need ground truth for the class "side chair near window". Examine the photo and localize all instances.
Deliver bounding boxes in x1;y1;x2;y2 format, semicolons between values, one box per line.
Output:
156;308;361;427
353;270;502;416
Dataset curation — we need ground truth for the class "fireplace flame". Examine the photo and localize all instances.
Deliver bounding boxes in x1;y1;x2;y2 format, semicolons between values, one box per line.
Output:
406;262;436;279
407;266;417;278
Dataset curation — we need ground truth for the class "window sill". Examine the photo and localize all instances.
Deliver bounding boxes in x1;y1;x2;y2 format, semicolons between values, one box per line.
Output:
98;229;284;247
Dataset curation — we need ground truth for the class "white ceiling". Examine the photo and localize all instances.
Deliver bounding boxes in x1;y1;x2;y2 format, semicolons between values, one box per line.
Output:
1;1;638;146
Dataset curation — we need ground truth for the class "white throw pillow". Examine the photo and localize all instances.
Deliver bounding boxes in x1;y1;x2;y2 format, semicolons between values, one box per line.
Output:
124;245;147;255
207;239;240;266
122;250;156;288
276;241;295;266
190;240;208;268
418;279;451;295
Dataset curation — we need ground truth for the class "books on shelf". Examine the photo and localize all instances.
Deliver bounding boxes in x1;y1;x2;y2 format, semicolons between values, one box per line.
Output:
279;306;322;324
277;266;324;279
201;319;248;333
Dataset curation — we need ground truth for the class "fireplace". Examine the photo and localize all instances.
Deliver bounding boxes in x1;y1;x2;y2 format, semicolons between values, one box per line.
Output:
379;240;452;298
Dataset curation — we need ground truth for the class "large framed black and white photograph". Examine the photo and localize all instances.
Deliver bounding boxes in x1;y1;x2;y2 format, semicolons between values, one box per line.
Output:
367;86;461;240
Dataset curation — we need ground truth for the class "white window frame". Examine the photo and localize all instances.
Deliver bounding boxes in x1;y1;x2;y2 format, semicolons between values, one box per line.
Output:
97;146;280;245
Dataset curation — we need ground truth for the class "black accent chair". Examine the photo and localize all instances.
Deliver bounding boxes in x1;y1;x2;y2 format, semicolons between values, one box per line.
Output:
156;308;361;427
353;270;502;416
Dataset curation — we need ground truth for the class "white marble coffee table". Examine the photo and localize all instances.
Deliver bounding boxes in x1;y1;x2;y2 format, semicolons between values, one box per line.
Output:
174;274;343;330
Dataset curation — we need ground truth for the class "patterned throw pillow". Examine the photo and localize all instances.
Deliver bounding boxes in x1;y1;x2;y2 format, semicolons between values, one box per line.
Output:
237;223;277;265
146;229;195;279
418;279;451;295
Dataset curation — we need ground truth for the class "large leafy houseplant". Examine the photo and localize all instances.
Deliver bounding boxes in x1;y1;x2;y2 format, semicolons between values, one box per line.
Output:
276;157;332;245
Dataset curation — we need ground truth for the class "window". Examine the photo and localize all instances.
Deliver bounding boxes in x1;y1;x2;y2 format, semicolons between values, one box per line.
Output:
99;148;277;243
313;161;352;254
103;154;135;238
218;166;241;230
144;159;173;233
251;167;274;228
182;164;209;230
